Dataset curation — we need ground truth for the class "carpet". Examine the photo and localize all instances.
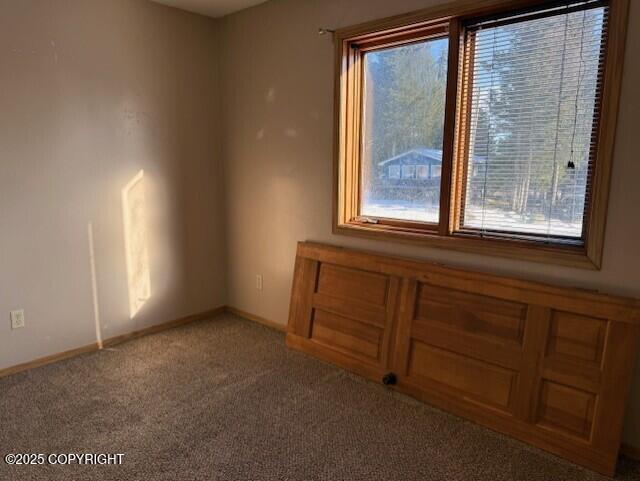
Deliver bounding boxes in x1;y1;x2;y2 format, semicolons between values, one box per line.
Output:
0;314;638;481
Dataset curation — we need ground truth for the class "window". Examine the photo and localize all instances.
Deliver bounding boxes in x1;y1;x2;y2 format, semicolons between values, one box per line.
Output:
401;165;416;179
417;165;429;179
460;5;605;240
334;0;627;268
360;38;449;223
388;165;401;179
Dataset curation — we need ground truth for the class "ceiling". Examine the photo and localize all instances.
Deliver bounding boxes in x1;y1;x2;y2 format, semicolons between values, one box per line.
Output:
150;0;268;18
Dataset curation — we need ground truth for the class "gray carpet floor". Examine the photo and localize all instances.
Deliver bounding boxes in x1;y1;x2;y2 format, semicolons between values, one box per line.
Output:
0;314;638;481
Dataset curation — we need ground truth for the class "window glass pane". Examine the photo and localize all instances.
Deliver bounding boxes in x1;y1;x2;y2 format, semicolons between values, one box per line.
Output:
462;6;606;239
360;38;449;223
402;165;416;179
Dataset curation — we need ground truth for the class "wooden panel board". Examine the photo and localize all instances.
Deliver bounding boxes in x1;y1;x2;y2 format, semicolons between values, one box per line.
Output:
311;310;382;362
312;292;387;328
546;311;606;367
286;242;640;476
410;318;523;370
537;380;596;440
317;263;389;306
416;283;526;345
408;341;517;411
288;256;400;370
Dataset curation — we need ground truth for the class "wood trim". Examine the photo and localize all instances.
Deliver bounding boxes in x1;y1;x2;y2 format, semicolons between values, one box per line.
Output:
102;307;226;348
226;306;286;332
0;306;226;380
512;306;551;422
392;279;418;375
0;343;102;380
335;222;595;269
288;258;320;336
333;0;629;270
338;21;450;227
0;305;288;381
297;242;640;323
584;0;630;269
438;18;462;236
621;443;640;461
334;0;567;39
453;18;475;234
591;321;640;452
353;23;449;52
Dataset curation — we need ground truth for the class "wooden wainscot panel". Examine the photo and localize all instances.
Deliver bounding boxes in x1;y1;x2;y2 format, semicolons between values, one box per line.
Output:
545;311;607;367
288;250;401;374
317;263;389;306
286;242;640;476
415;283;527;345
537;380;596;440
311;309;382;362
408;340;517;412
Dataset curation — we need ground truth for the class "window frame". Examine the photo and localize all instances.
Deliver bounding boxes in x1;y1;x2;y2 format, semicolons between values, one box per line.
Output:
333;0;629;269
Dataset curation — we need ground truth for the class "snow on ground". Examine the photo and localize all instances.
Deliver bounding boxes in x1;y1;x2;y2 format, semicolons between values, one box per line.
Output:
362;200;581;237
362;201;440;224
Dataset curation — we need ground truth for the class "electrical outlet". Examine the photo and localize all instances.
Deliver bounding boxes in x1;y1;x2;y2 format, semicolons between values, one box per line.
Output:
10;309;25;329
256;274;263;291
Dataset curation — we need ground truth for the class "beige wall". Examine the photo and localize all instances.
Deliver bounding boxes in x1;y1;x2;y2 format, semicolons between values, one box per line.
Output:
220;0;640;446
2;0;638;450
0;0;226;370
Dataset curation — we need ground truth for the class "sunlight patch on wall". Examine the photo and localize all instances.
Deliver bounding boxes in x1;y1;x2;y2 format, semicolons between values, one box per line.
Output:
122;170;151;318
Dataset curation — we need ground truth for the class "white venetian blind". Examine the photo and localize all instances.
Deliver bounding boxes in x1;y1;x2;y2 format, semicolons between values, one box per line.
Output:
460;1;608;241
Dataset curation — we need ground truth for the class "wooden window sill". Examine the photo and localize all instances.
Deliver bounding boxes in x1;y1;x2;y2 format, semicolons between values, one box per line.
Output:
334;221;597;270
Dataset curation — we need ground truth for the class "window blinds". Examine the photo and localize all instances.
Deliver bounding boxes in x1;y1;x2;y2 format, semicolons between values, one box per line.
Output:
460;1;608;241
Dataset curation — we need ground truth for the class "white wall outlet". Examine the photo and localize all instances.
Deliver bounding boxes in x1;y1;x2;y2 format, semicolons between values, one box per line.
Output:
256;274;263;291
10;309;25;329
